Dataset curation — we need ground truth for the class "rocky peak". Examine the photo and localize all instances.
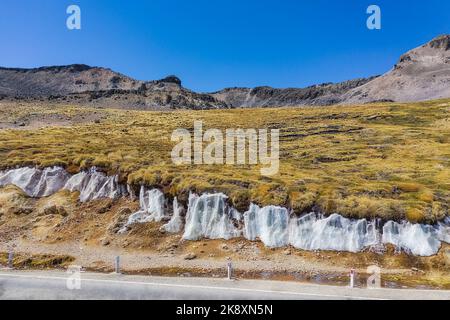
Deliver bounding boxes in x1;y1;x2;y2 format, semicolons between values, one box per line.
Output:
158;75;182;86
427;34;450;51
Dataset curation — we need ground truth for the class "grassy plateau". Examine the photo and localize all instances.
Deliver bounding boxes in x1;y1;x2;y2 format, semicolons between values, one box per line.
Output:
0;99;449;224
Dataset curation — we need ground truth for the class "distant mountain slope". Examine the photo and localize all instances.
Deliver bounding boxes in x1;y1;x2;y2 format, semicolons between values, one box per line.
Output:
0;64;142;97
212;35;450;107
342;34;450;104
0;35;448;109
0;65;227;110
211;77;377;108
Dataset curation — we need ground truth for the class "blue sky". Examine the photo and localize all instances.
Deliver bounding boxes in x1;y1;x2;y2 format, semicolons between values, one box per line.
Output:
0;0;448;92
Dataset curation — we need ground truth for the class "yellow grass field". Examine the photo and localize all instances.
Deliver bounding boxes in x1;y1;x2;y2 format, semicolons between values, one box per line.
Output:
0;99;449;223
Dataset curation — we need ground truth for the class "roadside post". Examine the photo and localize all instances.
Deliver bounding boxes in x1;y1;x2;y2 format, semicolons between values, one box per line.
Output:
349;268;355;288
227;261;233;280
7;250;14;269
114;256;120;274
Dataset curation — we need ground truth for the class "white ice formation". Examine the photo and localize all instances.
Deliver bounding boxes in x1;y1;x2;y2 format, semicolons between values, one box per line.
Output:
289;213;380;253
162;197;184;233
63;168;125;202
0;167;70;197
115;190;450;256
0;166;448;256
0;166;124;201
381;221;442;256
122;187;168;228
182;193;241;240
244;204;290;247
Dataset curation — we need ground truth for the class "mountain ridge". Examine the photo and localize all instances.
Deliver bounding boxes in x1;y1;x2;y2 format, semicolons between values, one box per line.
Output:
0;35;449;109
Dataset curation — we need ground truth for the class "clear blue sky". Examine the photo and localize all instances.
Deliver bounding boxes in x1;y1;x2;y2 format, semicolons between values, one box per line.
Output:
0;0;448;92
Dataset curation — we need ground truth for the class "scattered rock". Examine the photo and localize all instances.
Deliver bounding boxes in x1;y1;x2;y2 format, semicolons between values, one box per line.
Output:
411;267;424;274
108;207;132;233
40;205;68;217
12;207;33;215
97;200;113;214
221;244;229;250
283;249;291;255
184;253;197;260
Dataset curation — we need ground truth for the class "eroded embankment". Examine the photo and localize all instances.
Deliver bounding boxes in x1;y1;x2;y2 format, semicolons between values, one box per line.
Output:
1;166;449;257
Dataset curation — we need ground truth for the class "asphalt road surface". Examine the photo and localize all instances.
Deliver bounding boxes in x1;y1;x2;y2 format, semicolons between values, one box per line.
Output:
0;270;449;300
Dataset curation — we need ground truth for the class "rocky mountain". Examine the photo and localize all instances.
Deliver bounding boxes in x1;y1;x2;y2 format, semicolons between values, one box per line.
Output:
343;34;450;104
0;35;448;109
0;65;228;110
0;64;141;97
212;35;450;107
211;77;377;108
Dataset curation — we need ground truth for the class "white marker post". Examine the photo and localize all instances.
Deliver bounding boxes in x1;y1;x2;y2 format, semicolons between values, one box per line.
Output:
349;268;355;288
227;261;233;280
7;250;14;269
114;256;120;274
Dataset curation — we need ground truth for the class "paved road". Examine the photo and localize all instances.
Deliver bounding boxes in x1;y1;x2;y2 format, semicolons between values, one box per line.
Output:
0;270;449;300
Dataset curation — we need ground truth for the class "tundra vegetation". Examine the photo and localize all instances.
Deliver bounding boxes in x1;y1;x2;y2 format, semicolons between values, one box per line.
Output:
0;99;448;224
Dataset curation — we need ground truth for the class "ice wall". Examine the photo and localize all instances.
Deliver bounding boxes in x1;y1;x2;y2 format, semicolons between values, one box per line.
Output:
240;202;448;256
107;188;449;257
437;218;450;244
123;187;168;228
0;166;125;202
0;167;70;197
244;204;290;247
382;221;442;256
182;193;241;240
289;213;380;253
162;197;184;233
64;168;124;202
0;166;449;257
